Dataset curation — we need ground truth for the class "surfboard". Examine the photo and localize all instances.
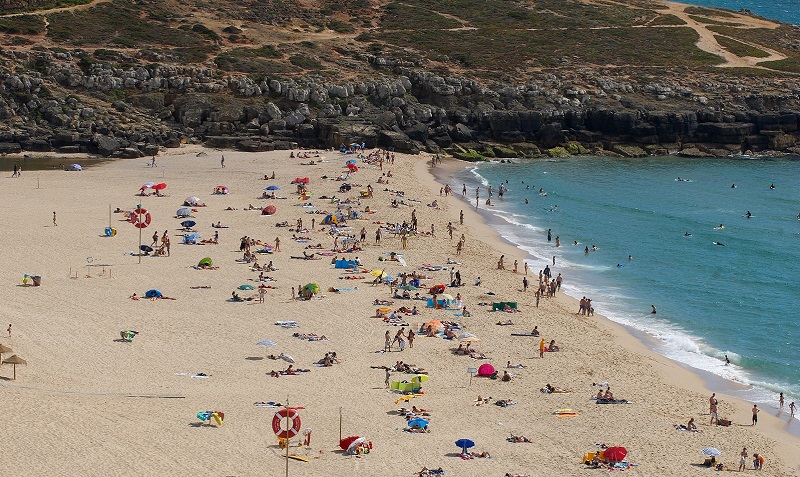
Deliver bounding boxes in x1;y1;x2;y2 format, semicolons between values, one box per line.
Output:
285;455;309;462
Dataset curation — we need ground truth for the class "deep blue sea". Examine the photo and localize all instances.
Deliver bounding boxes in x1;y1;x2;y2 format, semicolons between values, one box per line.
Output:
680;0;800;24
447;156;800;417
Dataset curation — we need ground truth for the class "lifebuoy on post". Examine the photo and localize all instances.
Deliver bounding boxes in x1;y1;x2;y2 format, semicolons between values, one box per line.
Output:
130;207;152;229
272;408;302;439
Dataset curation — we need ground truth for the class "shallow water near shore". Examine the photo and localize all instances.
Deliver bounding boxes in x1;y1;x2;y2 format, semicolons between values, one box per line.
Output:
443;155;800;419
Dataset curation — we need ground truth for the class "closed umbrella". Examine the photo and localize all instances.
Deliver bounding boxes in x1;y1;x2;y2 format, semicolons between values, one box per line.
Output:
2;354;26;380
0;343;13;367
455;438;475;454
701;448;722;457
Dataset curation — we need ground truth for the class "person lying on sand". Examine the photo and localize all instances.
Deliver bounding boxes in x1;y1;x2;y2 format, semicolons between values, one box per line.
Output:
508;434;532;443
129;293;139;300
190;285;212;289
497;319;513;325
542;384;568;393
506;361;526;369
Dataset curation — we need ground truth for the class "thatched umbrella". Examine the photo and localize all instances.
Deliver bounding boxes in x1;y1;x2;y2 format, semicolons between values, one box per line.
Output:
2;354;26;380
0;343;12;366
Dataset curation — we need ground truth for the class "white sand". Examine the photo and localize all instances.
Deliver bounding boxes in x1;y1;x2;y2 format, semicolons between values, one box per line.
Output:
0;147;797;476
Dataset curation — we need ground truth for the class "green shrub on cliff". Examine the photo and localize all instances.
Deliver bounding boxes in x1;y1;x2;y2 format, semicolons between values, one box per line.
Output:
0;15;46;35
449;145;485;161
546;147;571;158
567;142;589;155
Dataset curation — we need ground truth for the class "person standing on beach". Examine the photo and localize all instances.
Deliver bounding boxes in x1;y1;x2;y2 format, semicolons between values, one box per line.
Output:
462;184;466;196
460;210;464;225
408;329;415;349
385;367;391;388
739;447;748;472
375;228;381;244
6;323;11;337
539;337;546;358
752;404;760;425
220;155;225;168
789;401;796;418
709;393;718;425
274;237;280;252
779;392;784;410
53;211;57;226
12;163;19;177
523;276;528;292
164;235;170;256
547;229;551;241
513;260;518;273
524;262;528;275
385;330;391;352
475;188;480;209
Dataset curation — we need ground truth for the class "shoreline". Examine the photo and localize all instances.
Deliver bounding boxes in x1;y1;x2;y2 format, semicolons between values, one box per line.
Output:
426;156;800;447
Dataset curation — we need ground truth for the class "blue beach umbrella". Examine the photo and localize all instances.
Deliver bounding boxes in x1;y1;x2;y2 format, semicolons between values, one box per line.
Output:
701;448;722;456
455;438;475;454
145;289;162;298
176;207;192;217
407;418;429;428
265;185;280;191
345;159;357;165
181;220;196;228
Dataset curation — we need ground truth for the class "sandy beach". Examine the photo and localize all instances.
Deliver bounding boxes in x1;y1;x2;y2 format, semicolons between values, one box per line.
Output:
0;147;798;476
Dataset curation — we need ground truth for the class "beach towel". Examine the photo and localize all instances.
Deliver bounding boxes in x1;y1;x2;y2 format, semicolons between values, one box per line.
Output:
275;321;299;328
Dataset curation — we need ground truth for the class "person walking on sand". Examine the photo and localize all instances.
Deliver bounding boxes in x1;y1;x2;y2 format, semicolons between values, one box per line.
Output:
220;155;225;168
497;255;505;270
152;231;159;246
6;323;11;337
53;211;57;226
789;401;796;418
523;276;529;292
385;330;392;352
460;210;464;225
709;393;718;425
375;228;381;244
513;260;518;273
779;392;784;410
274;237;280;252
385;367;391;388
752;404;759;425
539;337;546;358
408;329;415;348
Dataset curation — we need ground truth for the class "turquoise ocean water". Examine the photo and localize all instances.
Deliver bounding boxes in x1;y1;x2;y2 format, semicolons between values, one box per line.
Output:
445;156;800;418
679;0;800;24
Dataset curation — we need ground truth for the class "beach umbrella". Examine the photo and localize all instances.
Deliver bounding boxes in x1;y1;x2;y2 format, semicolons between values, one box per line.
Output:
369;269;385;277
701;448;722;457
145;289;162;299
411;374;429;383
425;320;443;329
265;185;280;191
407;418;429;428
460;337;480;343
139;245;153;253
339;435;361;450
429;284;446;294
256;340;277;347
262;205;276;215
68;163;82;171
458;332;477;340
180;220;196;228
215;185;229;194
439;293;454;302
477;363;495;376
345;159;357;165
302;283;319;295
381;274;394;282
153;182;167;191
184;196;201;206
198;257;213;267
348;164;358;172
400;285;418;291
140;182;154;190
0;343;13;366
176;207;192;217
346;437;366;453
278;353;295;364
2;354;26;380
604;446;628;462
238;284;255;290
455;438;475;454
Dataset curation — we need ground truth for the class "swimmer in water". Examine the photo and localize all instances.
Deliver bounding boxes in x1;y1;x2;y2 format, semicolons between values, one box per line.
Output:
628;255;632;261
714;224;725;230
731;184;736;188
713;241;726;246
573;240;578;245
524;198;528;204
651;305;657;314
745;211;751;218
684;232;692;237
770;183;775;190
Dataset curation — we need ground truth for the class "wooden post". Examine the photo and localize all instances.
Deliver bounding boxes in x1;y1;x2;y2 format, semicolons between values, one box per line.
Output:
339;407;342;442
137;205;142;265
285;398;290;477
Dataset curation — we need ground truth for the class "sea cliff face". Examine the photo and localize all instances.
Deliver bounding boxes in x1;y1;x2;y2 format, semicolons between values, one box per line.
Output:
2;49;800;158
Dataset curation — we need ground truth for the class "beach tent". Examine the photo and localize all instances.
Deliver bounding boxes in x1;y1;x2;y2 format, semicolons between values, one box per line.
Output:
477;363;495;377
335;259;357;269
183;233;199;244
145;289;163;299
68;164;82;171
198;257;213;267
321;214;338;225
184;196;204;207
261;205;276;215
176;207;192;217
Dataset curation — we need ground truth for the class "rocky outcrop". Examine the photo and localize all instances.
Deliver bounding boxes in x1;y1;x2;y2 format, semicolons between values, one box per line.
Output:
3;49;800;157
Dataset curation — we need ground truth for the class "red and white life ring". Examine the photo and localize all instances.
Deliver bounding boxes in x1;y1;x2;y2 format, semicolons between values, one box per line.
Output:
130;207;152;229
272;408;302;439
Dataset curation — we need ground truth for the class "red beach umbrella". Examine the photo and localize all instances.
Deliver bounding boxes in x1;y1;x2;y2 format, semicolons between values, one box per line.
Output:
604;446;627;462
339;436;361;450
261;205;277;215
153;183;167;191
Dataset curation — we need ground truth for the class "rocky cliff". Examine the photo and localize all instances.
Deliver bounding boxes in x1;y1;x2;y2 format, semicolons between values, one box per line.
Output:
2;47;800;159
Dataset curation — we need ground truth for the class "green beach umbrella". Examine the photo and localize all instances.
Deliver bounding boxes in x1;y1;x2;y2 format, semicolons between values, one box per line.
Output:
238;284;255;290
302;283;320;294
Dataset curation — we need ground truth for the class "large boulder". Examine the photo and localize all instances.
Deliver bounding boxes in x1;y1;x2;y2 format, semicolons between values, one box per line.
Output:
378;130;418;154
96;136;122;156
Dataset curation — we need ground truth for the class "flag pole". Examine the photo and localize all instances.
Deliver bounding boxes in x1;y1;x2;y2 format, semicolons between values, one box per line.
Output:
285;396;290;477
